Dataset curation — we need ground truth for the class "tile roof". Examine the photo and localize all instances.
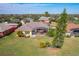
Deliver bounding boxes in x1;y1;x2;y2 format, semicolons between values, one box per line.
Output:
16;22;49;31
66;22;79;32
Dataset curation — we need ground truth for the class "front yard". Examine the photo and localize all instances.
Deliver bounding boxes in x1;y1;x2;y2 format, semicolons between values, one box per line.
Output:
0;32;79;56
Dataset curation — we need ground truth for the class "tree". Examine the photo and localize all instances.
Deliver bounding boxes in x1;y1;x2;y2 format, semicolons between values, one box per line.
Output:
52;9;68;48
47;28;56;37
44;11;50;17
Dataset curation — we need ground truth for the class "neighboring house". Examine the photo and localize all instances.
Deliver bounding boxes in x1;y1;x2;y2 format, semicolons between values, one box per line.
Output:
73;17;79;24
66;22;79;37
74;17;79;20
21;18;33;25
39;16;50;25
16;22;49;37
0;23;18;37
6;23;18;28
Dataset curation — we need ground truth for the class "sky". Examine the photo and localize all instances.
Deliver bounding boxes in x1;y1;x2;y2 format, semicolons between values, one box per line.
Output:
0;3;79;14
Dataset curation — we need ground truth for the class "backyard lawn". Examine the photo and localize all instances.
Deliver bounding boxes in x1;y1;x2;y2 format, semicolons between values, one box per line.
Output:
0;32;79;56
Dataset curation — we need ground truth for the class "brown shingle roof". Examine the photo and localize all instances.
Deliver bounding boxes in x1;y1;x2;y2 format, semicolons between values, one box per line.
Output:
16;22;49;31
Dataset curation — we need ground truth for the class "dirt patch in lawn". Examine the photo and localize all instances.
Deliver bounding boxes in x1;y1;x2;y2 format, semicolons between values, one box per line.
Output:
47;47;60;56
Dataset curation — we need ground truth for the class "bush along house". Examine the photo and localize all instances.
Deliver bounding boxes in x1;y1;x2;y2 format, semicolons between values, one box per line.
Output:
0;23;18;37
66;22;79;37
16;22;49;38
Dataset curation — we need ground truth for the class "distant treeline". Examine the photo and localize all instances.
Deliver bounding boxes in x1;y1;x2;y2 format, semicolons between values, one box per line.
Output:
0;14;79;23
0;14;59;22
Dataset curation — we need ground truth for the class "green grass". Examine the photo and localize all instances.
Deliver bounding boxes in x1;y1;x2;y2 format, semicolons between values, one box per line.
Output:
0;33;79;56
59;37;79;56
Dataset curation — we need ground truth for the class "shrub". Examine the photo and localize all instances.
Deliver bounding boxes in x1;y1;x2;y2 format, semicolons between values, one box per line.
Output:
65;33;71;38
18;22;22;27
45;41;50;47
40;41;51;48
17;31;24;37
40;41;47;48
47;28;56;37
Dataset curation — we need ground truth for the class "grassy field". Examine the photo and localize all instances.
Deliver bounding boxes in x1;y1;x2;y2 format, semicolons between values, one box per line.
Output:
0;32;79;56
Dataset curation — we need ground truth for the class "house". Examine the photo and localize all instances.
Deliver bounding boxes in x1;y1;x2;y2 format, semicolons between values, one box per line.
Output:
21;18;33;25
0;23;18;37
16;22;49;37
39;16;50;25
6;23;18;29
66;22;79;37
74;17;79;20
